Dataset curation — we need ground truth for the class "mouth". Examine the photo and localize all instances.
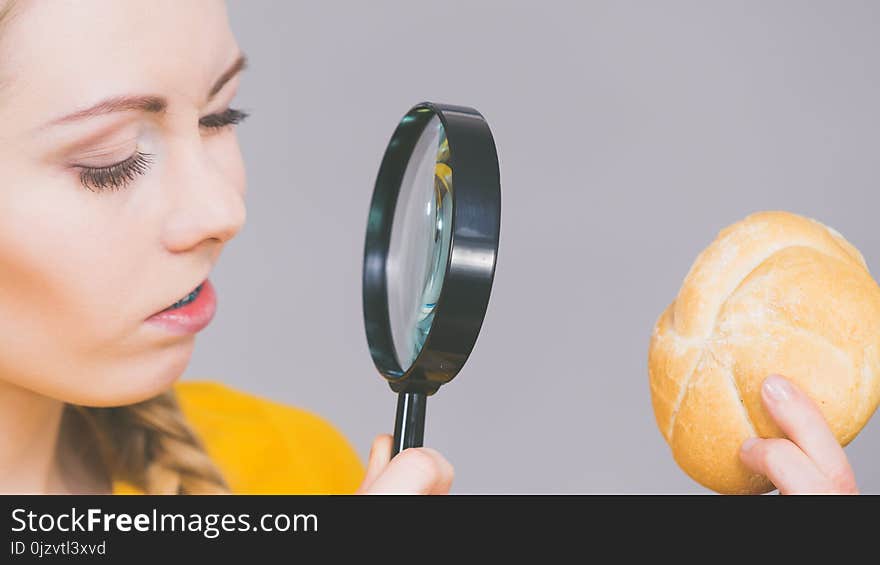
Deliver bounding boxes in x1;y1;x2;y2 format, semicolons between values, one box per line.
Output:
145;278;217;336
160;282;206;313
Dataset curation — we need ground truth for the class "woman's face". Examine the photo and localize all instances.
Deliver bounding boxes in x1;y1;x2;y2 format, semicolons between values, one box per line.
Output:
0;0;247;406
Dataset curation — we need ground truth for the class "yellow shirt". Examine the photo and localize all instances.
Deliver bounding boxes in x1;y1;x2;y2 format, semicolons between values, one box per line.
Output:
113;380;366;494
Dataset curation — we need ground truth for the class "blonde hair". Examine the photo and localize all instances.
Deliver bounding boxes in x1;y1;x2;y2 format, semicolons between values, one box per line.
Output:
1;0;230;495
63;394;230;494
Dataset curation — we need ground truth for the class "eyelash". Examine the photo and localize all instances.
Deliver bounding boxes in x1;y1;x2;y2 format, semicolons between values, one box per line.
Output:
77;107;250;193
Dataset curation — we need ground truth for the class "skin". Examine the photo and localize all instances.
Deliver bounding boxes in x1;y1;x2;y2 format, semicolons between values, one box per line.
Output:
0;0;452;495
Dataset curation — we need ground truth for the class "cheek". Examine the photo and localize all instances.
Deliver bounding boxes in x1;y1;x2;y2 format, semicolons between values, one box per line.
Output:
0;190;134;338
0;176;179;404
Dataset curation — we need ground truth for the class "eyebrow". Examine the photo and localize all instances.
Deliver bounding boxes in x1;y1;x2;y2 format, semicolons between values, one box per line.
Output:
44;53;248;128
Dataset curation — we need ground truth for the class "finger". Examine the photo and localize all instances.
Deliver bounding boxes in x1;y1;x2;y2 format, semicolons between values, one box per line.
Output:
739;437;831;494
362;447;454;495
417;448;454;495
356;434;393;493
760;374;857;491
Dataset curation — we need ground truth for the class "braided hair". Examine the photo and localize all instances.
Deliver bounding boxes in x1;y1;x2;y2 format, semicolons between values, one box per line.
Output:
64;392;230;494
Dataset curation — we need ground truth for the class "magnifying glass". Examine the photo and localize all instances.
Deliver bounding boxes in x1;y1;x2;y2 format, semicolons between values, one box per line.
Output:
362;102;501;457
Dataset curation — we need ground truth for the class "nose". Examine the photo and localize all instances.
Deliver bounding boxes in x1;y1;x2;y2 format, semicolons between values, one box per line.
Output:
160;141;247;253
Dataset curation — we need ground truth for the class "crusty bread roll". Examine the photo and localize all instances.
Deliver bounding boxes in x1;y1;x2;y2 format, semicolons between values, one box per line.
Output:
648;210;880;494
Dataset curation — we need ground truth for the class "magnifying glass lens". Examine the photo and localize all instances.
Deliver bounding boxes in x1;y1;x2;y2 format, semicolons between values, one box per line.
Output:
387;115;453;370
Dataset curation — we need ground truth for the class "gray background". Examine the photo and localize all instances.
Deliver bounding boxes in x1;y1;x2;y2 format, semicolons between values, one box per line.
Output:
185;0;880;493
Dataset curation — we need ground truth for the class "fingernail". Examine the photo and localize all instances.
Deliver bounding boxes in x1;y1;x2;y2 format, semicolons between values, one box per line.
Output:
763;374;791;402
740;437;759;453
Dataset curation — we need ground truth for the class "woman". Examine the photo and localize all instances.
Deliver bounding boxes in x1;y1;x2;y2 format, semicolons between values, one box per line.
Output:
0;0;452;495
0;0;857;495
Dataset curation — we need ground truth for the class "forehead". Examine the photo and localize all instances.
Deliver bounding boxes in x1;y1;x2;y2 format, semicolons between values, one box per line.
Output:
0;0;237;121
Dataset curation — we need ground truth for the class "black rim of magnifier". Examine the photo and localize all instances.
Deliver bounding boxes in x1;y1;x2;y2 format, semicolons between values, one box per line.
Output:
363;102;501;398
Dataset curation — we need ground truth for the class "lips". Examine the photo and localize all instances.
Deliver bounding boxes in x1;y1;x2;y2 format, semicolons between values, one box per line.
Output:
145;278;217;335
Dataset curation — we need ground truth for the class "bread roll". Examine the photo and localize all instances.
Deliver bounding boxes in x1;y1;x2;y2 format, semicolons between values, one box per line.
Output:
648;210;880;494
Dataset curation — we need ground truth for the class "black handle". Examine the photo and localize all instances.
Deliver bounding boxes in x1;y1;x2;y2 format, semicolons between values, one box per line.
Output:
392;391;427;457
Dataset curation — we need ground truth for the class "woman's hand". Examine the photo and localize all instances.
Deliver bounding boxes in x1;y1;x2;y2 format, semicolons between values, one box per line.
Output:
738;374;858;494
356;434;454;494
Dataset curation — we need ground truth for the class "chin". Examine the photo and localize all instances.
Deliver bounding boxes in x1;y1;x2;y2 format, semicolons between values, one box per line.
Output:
70;338;196;408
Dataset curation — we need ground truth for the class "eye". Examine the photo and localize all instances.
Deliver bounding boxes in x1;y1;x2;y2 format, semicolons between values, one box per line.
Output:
199;107;250;131
76;151;155;193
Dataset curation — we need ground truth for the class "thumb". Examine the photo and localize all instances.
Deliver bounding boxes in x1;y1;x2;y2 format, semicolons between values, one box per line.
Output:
361;447;454;495
356;434;393;493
